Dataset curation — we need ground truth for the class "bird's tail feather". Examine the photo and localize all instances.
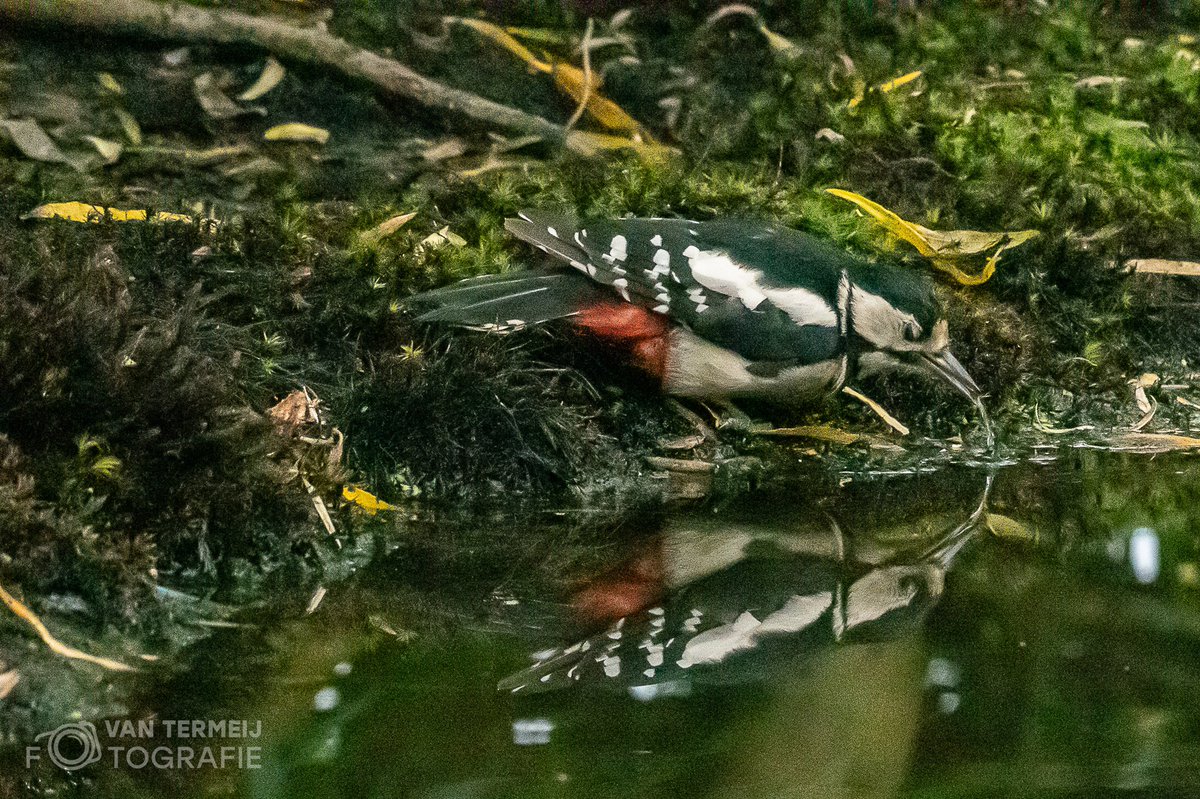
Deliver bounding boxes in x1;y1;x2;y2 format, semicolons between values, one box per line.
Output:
411;269;604;332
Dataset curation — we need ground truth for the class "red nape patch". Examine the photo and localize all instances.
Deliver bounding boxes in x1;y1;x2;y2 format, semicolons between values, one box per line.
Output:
572;301;669;380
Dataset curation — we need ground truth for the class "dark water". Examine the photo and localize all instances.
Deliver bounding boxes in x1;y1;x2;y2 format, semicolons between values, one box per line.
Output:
84;452;1200;798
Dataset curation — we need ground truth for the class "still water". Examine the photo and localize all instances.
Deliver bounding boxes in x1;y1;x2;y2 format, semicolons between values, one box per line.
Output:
100;451;1200;798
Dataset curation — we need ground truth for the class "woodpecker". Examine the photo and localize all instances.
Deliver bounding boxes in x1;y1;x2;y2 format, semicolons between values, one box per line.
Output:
497;481;987;696
413;211;982;406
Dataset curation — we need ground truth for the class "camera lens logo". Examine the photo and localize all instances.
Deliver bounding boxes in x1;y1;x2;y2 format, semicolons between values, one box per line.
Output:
33;721;104;770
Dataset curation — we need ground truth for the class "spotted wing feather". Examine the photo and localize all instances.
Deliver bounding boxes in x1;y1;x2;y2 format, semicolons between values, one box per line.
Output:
512;212;845;366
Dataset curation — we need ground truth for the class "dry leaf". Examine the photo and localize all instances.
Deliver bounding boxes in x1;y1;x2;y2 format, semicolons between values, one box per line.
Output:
194;72;262;119
826;188;1039;285
114;108;143;145
263;122;330;144
268;390;311;433
0;669;18;700
1127;258;1200;277
419;225;467;250
239;56;286;101
423;138;469;161
1075;75;1127;89
342;485;394;514
0;118;69;163
843;386;910;435
360;211;417;243
986;513;1036;543
1109;432;1200;453
755;425;863;445
97;72;124;95
815;127;845;143
82;135;123;164
22;202;193;224
305;586;327;615
448;17;657;146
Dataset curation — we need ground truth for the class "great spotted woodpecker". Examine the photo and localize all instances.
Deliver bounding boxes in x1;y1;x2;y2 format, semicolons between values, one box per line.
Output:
413;210;982;406
497;479;988;695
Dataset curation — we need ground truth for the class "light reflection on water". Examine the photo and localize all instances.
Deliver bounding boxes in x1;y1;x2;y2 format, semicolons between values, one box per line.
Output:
108;453;1200;798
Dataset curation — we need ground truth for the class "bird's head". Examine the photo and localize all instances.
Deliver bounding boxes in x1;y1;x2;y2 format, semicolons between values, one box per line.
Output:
847;267;982;403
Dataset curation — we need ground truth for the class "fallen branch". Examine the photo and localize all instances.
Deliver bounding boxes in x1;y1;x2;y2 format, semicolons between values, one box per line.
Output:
0;581;137;672
0;0;570;146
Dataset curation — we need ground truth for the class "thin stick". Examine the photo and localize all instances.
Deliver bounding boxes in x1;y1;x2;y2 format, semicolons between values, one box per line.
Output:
0;581;136;672
0;0;569;144
565;18;594;131
842;386;910;436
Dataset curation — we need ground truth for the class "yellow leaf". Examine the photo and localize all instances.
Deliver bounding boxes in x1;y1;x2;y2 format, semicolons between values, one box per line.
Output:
448;17;653;139
114;108;143;146
97;72;124;95
879;70;923;93
239;56;286;101
565;129;674;161
825;188;1039;285
22;202;193;224
263;123;330;144
849;69;923;108
360;211;417;244
342;485;394;514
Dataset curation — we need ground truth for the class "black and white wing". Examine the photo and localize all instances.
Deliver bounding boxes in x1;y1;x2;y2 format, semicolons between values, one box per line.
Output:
506;211;848;366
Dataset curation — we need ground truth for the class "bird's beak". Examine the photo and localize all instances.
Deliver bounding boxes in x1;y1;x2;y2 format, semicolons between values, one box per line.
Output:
921;349;982;402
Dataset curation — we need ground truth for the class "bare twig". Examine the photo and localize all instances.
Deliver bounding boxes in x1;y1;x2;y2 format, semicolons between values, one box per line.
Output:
842;386;910;436
565;18;595;131
0;581;136;672
0;0;570;145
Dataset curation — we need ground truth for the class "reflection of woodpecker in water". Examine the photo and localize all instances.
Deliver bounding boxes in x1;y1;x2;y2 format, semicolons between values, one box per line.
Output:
500;474;993;696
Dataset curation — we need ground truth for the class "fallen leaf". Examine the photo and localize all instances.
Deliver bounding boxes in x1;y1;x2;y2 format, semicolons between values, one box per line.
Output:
342;485;394;514
986;513;1036;543
22;202;193;224
1074;75;1127;89
422;138;469;161
360;211;417;243
305;586;327;615
1127;258;1200;277
238;56;286;101
565;129;673;161
826;188;1040;285
97;72;124;95
0;118;69;163
1108;432;1200;453
755;425;863;445
194;72;264;119
263;122;330;144
849;70;923;108
82;135;123;164
448;16;659;148
114;108;143;145
0;669;18;700
418;225;467;250
268;389;311;433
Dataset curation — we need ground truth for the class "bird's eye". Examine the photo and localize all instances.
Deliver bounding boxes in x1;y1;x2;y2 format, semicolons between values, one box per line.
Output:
903;324;921;342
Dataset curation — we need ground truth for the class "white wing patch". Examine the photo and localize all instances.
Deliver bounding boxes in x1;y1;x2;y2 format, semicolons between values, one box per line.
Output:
761;286;837;327
684;251;768;310
680;248;837;325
